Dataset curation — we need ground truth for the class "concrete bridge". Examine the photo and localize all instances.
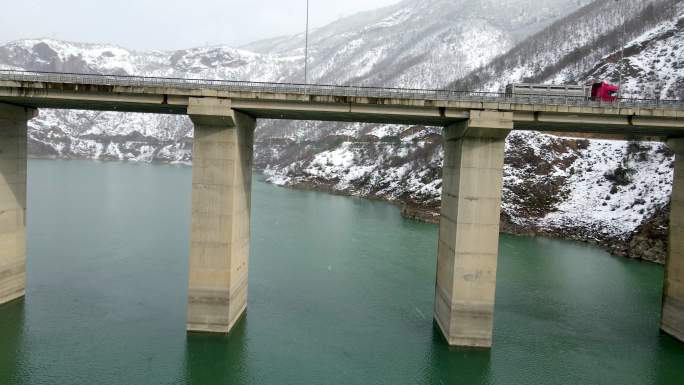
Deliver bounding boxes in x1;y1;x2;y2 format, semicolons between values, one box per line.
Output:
1;70;684;348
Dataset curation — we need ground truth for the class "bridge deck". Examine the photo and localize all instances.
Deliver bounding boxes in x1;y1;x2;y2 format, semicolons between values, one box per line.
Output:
1;70;684;136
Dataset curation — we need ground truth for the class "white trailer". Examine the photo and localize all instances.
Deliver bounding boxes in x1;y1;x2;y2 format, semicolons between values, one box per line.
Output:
505;83;588;98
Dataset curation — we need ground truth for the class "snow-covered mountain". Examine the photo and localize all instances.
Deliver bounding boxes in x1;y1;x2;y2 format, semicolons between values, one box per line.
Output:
259;0;684;263
0;0;681;262
452;0;681;96
0;0;591;158
244;0;583;88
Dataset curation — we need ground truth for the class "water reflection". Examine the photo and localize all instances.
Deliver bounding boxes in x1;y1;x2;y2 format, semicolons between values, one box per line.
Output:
652;333;684;384
1;160;682;385
423;323;493;385
184;314;251;385
0;300;26;384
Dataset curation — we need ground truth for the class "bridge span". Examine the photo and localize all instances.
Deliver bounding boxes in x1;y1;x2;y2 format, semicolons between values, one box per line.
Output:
0;70;683;348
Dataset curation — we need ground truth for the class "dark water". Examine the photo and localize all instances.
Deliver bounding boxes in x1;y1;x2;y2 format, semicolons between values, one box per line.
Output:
0;159;683;385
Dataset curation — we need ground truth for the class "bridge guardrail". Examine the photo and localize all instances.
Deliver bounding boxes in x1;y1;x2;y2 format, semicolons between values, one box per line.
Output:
0;69;681;111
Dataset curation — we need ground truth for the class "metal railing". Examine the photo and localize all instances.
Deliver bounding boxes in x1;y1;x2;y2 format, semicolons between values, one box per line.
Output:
0;69;681;111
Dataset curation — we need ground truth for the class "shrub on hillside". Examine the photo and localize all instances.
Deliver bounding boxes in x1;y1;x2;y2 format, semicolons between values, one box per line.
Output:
605;164;635;186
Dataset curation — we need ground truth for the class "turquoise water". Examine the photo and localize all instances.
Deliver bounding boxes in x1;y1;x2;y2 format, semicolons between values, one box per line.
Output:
0;159;682;384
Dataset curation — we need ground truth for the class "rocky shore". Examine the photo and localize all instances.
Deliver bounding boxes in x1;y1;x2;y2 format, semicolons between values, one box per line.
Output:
260;131;674;265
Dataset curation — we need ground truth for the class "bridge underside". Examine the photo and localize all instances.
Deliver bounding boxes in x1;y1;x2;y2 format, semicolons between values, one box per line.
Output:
0;91;468;126
2;81;684;136
514;114;684;138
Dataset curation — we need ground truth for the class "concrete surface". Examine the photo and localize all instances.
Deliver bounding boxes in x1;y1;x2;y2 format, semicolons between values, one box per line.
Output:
0;103;34;306
663;138;684;343
0;79;683;135
186;98;254;333
434;111;512;347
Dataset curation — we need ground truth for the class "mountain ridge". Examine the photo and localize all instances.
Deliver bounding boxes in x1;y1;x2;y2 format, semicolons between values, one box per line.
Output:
0;0;680;263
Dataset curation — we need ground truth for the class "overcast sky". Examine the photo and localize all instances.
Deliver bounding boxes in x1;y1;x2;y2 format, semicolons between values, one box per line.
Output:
0;0;402;51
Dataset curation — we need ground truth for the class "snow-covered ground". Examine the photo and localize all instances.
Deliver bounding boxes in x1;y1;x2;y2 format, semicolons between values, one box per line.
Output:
262;130;674;262
0;0;590;161
502;132;674;241
541;140;672;237
264;136;443;206
1;0;680;262
593;7;684;99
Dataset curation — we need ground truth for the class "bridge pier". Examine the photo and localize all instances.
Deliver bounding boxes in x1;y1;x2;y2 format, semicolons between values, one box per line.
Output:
434;111;512;347
186;98;255;333
664;138;684;343
0;104;34;306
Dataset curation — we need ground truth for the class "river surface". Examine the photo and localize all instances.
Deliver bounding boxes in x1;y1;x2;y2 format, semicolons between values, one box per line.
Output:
0;159;683;385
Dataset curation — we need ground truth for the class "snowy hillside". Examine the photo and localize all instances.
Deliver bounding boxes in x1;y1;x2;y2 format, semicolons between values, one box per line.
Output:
261;130;674;262
590;11;684;99
502;132;674;262
0;0;590;157
258;0;684;263
244;0;585;87
0;0;681;262
452;0;679;93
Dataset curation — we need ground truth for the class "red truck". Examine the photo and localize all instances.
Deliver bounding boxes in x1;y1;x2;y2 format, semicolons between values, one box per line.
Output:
589;82;619;102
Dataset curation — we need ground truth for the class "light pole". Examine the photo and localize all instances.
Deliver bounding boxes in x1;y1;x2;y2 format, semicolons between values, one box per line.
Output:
304;0;310;84
674;0;678;20
615;0;626;101
618;17;625;100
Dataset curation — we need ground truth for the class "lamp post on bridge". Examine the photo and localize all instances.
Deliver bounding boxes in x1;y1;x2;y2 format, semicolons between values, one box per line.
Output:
613;0;626;107
305;0;310;85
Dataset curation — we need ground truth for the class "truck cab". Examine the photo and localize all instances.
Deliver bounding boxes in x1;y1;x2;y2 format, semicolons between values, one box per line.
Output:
590;82;619;102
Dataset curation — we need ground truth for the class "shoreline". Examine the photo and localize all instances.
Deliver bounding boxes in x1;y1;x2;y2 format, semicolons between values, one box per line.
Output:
262;174;667;265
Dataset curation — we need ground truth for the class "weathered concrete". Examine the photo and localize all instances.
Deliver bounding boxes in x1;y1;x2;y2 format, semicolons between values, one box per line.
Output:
1;76;684;135
434;110;512;347
0;103;34;306
663;138;684;342
186;98;255;333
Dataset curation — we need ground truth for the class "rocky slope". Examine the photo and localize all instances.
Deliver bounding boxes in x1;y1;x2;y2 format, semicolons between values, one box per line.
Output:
500;133;674;263
259;0;684;263
259;130;675;263
0;0;589;158
0;0;681;262
451;0;682;97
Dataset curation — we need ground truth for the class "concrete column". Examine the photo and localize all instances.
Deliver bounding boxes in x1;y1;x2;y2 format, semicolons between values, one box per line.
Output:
0;104;34;306
186;98;255;333
434;110;512;347
663;138;684;342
